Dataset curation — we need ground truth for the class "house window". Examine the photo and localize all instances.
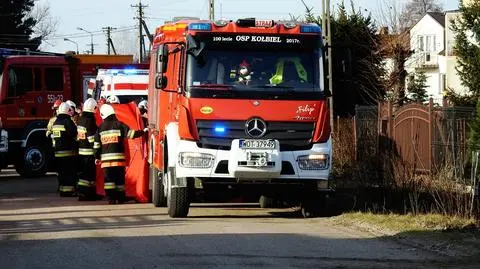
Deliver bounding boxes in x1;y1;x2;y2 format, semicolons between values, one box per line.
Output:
417;35;436;52
418;36;424;51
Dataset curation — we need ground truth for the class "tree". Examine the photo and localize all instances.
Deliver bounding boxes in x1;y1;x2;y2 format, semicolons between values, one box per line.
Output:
400;0;443;28
303;1;385;116
452;1;480;152
406;72;428;103
451;1;480;98
31;3;58;44
0;0;42;50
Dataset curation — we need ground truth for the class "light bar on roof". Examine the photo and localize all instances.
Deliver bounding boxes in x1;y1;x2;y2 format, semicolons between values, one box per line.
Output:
188;23;212;31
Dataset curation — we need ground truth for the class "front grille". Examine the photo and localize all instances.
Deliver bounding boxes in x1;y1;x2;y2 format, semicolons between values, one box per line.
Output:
196;120;314;151
213;160;296;175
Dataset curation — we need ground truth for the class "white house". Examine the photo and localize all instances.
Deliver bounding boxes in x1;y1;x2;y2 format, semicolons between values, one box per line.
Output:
407;12;446;104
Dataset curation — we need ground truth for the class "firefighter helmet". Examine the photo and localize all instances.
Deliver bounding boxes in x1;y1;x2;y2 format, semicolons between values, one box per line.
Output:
57;102;72;116
66;100;76;109
52;99;62;110
107;95;120;104
138;100;148;110
83;98;97;113
100;104;115;119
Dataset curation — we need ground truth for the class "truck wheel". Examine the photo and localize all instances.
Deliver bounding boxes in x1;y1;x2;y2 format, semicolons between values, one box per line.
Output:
259;195;275;208
166;168;190;218
151;166;166;207
15;145;48;178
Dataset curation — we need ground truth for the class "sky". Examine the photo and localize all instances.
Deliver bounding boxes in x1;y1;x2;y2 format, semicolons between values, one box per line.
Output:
37;0;460;55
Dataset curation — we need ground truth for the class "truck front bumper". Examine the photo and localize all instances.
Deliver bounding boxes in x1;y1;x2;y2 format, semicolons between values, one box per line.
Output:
174;138;332;188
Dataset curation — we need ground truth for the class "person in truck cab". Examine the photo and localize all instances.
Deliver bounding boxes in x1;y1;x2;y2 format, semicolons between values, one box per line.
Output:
52;102;78;197
76;98;99;201
94;104;147;204
46;100;63;140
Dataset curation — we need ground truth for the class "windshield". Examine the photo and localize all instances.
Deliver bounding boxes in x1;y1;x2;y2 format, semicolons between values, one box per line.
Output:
186;49;322;94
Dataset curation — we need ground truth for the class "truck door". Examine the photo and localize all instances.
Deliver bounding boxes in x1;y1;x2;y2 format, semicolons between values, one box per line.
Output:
41;67;66;118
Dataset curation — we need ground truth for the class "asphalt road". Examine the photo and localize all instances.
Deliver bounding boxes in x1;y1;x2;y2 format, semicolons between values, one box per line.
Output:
0;170;474;269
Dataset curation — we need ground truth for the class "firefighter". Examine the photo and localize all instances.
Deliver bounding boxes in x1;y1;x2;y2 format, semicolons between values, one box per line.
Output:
94;104;146;204
76;98;99;201
66;100;80;124
52;102;78;197
107;95;120;104
46;99;62;140
138;100;148;127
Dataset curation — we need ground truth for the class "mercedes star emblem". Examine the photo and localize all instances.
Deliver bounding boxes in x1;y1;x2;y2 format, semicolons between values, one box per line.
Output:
245;117;267;138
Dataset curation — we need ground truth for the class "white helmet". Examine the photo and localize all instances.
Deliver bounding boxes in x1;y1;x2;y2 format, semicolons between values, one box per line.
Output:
138;100;148;110
107;95;120;104
100;104;115;119
66;100;76;109
83;98;97;113
57;102;72;116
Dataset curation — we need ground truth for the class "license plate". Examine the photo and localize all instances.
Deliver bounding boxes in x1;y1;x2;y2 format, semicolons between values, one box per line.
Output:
239;139;275;149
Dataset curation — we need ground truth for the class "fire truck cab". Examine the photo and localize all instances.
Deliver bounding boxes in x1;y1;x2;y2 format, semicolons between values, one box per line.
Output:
148;18;332;218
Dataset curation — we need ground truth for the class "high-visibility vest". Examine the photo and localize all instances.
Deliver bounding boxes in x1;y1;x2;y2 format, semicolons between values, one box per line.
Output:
269;57;308;85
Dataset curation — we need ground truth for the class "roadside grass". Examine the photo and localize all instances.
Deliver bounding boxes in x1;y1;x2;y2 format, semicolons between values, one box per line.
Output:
332;212;480;258
333;212;477;232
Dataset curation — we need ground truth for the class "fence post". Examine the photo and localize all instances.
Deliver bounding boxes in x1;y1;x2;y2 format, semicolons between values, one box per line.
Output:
429;98;434;175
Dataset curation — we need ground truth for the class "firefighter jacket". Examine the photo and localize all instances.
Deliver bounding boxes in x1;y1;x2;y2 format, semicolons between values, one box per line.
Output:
76;112;98;156
52;114;78;158
94;115;144;168
46;116;56;138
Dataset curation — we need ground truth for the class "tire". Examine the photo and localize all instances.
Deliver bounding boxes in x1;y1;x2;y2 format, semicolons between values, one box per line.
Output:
259;195;275;208
166;168;190;218
151;165;166;207
15;145;48;178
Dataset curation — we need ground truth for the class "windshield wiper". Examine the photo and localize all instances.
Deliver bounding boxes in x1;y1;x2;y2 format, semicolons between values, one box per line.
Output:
190;84;232;89
254;84;294;89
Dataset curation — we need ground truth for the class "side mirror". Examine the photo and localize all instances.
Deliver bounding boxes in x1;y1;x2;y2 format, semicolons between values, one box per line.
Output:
155;74;167;89
156;44;169;73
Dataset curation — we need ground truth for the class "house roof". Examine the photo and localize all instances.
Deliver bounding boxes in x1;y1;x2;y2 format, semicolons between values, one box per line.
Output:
427;12;445;27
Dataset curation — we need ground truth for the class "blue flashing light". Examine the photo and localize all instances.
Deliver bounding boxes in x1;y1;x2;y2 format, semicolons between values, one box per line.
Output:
300;24;321;33
123;68;138;74
188;23;212;31
214;126;226;133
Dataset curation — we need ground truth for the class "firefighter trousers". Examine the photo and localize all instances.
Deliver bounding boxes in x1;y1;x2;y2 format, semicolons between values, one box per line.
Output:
103;166;126;202
56;156;77;196
77;155;97;199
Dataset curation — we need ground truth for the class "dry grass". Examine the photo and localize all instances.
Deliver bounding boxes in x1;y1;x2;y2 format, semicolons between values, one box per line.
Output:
334;212;477;232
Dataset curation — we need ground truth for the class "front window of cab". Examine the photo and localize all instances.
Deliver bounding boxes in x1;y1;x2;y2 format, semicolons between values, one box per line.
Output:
185;33;324;99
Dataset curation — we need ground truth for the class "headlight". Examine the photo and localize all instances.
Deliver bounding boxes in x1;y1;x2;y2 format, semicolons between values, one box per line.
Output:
178;152;214;168
297;154;329;170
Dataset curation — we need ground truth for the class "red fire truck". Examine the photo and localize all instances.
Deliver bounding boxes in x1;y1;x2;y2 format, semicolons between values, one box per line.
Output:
147;18;332;218
0;49;147;177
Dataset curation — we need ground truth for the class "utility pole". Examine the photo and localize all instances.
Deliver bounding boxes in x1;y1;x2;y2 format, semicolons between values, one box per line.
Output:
102;26;117;55
209;0;215;20
132;0;148;63
322;0;333;133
